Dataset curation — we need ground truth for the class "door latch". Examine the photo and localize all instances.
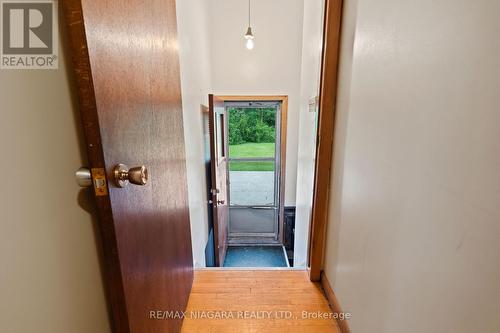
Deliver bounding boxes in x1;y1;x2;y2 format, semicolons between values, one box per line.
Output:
75;167;108;196
75;167;92;187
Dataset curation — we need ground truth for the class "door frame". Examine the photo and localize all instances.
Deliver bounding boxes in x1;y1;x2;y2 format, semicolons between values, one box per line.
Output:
308;0;344;281
216;95;288;244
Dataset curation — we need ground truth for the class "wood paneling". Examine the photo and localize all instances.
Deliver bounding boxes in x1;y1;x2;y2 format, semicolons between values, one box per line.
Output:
309;0;344;281
63;1;193;332
181;270;340;333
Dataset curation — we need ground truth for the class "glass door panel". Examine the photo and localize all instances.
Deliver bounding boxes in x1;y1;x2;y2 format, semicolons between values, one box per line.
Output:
229;160;275;206
227;105;280;238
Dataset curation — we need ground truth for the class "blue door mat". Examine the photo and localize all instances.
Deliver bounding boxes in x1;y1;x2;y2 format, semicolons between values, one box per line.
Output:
223;246;288;267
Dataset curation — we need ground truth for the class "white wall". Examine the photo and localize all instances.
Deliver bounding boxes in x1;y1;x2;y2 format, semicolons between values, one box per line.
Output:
208;0;305;206
293;0;325;267
0;23;111;333
176;0;213;267
324;0;500;332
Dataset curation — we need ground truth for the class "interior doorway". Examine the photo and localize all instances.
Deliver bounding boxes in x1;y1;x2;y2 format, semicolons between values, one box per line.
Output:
178;0;341;274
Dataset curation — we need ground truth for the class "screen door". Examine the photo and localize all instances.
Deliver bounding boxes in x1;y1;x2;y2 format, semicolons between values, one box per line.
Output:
227;101;282;240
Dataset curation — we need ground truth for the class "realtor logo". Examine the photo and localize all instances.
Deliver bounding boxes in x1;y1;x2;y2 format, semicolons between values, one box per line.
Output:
1;1;58;69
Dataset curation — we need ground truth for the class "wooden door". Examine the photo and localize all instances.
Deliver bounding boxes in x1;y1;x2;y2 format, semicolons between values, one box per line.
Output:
63;1;193;332
208;95;229;266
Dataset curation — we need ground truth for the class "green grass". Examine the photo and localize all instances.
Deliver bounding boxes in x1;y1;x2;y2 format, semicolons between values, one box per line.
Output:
230;161;275;171
229;142;275;158
229;142;275;171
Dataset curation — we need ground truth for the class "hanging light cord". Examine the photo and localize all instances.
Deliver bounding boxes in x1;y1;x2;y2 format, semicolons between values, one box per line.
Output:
248;0;251;27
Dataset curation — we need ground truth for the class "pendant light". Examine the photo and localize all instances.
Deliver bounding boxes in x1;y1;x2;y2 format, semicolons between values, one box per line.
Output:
244;0;254;49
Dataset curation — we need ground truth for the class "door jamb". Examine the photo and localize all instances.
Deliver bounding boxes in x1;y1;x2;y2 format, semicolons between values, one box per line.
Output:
308;0;344;281
216;95;288;244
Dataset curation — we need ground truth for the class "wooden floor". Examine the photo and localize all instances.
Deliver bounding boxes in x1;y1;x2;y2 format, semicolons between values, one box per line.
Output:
181;270;340;333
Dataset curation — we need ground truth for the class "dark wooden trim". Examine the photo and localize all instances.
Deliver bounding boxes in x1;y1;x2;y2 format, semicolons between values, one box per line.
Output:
217;95;288;243
61;2;130;332
308;0;344;281
321;272;351;333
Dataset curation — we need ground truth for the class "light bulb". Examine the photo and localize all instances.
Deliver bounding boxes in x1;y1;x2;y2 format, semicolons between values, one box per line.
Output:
246;38;254;50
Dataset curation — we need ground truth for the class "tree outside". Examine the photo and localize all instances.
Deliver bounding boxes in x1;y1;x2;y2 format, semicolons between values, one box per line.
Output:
228;107;276;171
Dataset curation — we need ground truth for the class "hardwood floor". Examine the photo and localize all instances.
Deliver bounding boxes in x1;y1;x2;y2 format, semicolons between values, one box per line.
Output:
181;270;340;333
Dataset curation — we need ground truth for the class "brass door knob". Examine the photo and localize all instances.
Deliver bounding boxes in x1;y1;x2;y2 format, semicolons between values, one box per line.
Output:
113;164;148;188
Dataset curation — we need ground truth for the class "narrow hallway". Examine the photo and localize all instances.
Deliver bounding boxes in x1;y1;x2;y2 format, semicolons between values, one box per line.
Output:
181;270;340;333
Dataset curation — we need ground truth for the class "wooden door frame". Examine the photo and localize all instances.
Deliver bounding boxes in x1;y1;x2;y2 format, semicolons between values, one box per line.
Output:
216;95;288;244
308;0;344;281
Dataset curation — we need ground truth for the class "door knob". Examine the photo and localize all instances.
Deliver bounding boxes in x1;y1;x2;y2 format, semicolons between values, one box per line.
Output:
217;200;225;205
75;167;92;187
113;164;148;188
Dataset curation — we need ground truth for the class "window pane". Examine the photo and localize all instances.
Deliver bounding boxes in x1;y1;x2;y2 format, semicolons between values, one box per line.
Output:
228;108;276;158
216;113;225;159
229;208;276;234
229;161;275;206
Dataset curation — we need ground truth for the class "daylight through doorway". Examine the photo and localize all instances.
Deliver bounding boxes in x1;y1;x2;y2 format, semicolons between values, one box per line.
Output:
227;101;282;243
